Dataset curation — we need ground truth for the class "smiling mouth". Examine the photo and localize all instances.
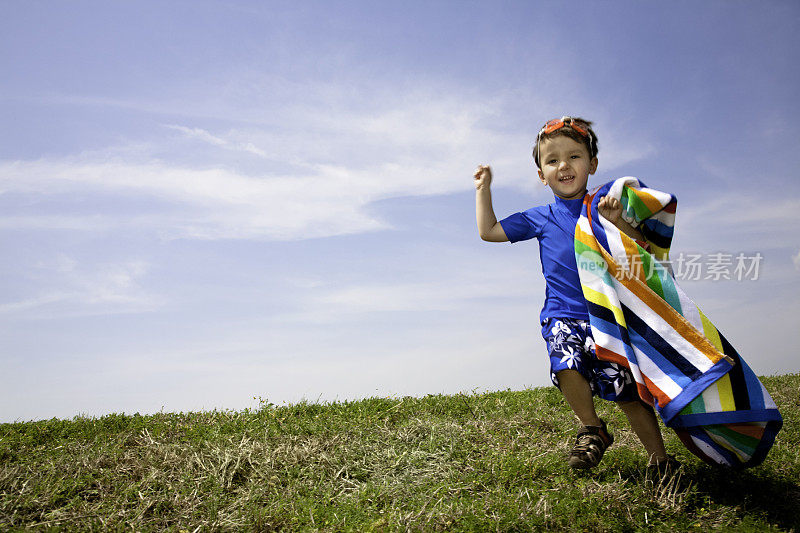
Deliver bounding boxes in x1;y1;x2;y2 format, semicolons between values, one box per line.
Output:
559;175;575;182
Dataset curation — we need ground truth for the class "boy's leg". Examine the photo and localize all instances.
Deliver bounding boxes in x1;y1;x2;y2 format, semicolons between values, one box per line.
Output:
617;400;668;464
556;369;602;427
557;369;613;469
544;319;613;469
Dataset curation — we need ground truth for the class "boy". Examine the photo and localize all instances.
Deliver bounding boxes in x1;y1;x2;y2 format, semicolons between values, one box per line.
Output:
474;116;672;470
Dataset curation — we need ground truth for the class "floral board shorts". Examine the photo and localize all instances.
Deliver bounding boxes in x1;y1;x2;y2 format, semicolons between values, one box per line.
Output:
541;317;638;402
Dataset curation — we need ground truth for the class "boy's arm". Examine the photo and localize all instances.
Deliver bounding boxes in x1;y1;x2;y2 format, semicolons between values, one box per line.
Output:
597;196;644;241
474;165;509;242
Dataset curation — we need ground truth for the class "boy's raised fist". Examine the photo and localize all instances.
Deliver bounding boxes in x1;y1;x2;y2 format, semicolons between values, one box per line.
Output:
474;164;492;190
597;195;622;223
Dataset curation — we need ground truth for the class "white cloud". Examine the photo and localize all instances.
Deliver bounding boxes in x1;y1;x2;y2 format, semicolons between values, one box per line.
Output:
165;124;268;158
683;194;800;226
0;93;514;240
0;90;660;242
0;158;383;239
0;293;74;314
0;257;162;317
594;133;657;173
270;261;543;327
0;215;116;231
316;278;537;315
672;189;800;254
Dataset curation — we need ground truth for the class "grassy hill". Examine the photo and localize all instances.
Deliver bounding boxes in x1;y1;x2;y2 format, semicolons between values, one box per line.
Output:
1;373;798;531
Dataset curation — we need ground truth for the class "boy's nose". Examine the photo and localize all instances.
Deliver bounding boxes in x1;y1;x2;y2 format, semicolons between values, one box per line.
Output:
558;160;569;169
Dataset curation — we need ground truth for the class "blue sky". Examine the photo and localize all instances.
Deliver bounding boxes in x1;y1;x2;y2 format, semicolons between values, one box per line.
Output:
2;1;799;422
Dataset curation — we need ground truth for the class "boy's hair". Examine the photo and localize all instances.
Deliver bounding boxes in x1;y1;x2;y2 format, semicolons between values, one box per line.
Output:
532;116;598;168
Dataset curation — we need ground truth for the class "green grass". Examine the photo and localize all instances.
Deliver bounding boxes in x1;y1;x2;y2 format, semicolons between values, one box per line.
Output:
1;374;798;531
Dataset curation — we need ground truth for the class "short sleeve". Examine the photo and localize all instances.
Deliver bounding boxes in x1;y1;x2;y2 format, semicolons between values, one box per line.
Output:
499;207;547;243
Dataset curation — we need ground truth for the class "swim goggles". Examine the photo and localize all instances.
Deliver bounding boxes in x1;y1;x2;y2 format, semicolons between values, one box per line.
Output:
538;116;590;138
533;116;596;167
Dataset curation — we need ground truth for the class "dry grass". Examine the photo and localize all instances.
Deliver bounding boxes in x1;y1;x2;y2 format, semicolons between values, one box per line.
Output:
1;374;798;531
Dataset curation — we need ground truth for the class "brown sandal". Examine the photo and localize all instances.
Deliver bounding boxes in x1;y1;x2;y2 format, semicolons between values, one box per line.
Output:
568;419;614;469
647;454;682;476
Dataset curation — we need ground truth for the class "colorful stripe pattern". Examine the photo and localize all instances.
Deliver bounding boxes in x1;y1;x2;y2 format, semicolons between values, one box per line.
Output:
575;177;782;468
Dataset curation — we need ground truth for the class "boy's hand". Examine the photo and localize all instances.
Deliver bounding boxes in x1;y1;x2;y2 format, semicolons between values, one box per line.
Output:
598;195;645;241
474;163;508;242
597;196;622;223
474;164;492;190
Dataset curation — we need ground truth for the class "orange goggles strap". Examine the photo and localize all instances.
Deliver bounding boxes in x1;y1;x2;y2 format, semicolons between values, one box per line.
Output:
540;117;589;137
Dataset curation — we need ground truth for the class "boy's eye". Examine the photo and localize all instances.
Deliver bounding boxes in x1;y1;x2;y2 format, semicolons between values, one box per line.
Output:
547;159;557;164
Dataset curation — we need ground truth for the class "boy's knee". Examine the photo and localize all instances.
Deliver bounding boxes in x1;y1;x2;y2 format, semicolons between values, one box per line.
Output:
555;369;586;381
617;399;655;412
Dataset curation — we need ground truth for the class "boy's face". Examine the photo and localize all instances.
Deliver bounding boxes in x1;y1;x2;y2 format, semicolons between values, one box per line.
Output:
537;135;597;200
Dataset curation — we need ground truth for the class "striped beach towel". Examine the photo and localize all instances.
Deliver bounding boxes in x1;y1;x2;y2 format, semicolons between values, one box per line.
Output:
575;177;782;468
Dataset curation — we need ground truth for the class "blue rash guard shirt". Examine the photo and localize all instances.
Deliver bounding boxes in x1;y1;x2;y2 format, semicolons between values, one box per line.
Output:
499;194;590;323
